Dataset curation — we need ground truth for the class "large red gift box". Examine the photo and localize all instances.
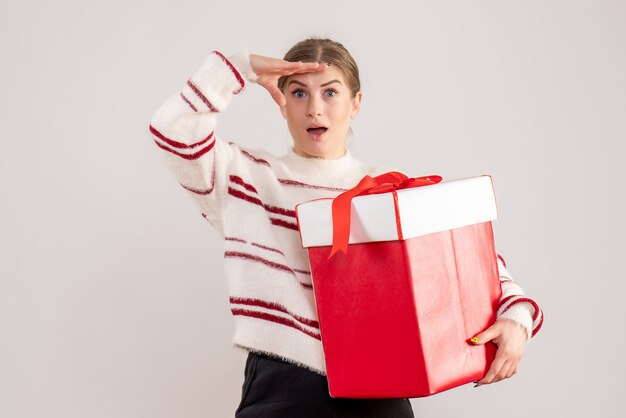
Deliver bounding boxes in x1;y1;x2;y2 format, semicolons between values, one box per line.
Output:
294;173;502;398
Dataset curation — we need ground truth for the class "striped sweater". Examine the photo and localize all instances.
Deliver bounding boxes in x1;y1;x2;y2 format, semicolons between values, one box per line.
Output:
147;48;544;376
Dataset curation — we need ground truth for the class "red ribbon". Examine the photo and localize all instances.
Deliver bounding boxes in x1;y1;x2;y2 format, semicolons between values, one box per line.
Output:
328;171;442;259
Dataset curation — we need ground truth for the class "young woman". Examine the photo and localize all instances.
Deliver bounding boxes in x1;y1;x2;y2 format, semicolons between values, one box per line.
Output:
148;37;544;417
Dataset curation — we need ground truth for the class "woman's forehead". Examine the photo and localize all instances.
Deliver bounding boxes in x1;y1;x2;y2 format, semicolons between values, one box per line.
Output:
287;66;347;88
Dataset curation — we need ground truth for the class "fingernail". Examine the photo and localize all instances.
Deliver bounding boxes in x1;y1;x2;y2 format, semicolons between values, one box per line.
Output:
470;337;480;343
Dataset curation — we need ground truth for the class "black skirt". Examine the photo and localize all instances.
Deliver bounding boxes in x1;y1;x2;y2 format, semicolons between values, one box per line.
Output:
235;350;415;418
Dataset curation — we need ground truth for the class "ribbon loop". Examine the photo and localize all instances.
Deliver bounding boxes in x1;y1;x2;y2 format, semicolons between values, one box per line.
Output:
328;172;442;259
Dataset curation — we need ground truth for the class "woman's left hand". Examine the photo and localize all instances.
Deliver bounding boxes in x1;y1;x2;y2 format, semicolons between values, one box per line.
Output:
470;318;528;386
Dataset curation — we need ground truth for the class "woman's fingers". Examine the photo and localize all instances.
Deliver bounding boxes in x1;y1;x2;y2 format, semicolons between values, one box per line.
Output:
291;62;330;74
277;59;326;70
248;54;330;107
476;354;506;386
496;360;515;382
470;322;501;346
250;54;328;77
268;85;287;108
476;352;521;386
274;61;328;78
504;361;518;379
471;318;527;387
269;63;327;106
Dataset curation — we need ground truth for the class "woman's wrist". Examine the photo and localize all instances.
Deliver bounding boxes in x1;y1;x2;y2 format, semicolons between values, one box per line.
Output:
227;48;259;82
497;302;533;342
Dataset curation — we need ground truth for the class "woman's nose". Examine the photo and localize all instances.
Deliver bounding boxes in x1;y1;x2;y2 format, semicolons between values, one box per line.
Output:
306;97;323;117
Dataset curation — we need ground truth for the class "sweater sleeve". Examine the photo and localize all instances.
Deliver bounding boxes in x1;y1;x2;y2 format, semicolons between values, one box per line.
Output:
148;49;258;232
494;253;544;342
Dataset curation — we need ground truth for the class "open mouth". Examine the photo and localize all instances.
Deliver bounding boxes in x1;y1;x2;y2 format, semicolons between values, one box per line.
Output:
306;127;328;140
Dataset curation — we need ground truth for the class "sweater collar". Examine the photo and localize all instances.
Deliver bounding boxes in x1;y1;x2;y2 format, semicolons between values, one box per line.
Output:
280;146;356;181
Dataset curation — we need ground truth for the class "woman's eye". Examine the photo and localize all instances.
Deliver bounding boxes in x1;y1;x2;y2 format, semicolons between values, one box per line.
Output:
291;88;337;98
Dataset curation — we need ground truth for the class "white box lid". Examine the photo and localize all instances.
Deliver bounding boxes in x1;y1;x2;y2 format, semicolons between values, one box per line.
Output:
295;175;498;248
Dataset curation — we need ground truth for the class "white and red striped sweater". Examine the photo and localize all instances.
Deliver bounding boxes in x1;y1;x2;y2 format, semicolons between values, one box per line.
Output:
148;49;544;376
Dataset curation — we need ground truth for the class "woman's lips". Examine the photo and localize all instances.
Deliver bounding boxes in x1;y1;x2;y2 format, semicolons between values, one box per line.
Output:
306;127;328;140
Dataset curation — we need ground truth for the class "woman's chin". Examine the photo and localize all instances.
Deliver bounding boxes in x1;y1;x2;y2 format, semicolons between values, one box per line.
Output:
295;137;344;159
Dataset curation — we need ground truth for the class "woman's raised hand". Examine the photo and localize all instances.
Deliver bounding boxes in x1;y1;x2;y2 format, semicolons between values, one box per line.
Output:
249;53;329;108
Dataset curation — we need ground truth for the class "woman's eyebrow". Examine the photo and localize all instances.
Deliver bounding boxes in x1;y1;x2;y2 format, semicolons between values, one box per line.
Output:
288;79;342;88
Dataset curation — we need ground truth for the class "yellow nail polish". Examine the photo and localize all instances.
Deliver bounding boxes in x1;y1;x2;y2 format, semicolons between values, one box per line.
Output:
470;337;480;343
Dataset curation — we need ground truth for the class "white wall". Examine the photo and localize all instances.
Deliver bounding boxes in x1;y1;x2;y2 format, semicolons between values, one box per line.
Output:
1;0;624;417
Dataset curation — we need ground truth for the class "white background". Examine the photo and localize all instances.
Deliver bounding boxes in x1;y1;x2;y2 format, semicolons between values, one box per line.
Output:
1;0;624;417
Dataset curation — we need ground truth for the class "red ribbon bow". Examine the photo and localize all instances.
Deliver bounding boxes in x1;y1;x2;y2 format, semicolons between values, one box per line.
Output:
328;171;442;259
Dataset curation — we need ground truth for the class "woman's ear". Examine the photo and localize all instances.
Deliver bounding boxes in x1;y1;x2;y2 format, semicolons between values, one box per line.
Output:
351;91;363;118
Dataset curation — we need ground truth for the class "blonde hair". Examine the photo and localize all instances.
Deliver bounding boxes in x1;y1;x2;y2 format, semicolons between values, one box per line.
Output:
277;37;361;98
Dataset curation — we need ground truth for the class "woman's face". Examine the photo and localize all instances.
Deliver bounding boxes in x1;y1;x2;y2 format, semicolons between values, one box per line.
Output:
281;65;362;159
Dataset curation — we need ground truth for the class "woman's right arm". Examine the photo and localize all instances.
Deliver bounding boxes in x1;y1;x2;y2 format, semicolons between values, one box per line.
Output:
147;49;257;228
147;50;327;229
